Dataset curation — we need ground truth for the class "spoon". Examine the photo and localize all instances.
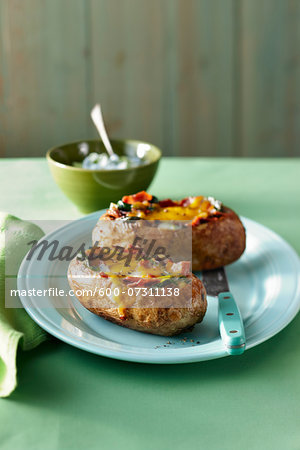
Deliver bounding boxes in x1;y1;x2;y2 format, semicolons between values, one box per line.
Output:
90;104;119;162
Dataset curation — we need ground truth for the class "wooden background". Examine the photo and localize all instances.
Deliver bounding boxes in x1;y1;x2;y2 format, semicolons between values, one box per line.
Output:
0;0;299;158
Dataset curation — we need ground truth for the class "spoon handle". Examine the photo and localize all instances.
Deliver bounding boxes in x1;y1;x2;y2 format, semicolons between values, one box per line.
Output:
90;104;116;159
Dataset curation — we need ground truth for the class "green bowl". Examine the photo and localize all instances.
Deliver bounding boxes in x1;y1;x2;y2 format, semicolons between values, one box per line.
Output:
47;139;161;213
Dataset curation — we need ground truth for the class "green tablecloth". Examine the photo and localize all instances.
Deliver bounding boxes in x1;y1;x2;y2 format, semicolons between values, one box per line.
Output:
0;157;299;450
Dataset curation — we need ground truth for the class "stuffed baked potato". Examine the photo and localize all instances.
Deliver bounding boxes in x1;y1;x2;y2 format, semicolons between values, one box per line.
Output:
68;249;207;336
92;191;246;271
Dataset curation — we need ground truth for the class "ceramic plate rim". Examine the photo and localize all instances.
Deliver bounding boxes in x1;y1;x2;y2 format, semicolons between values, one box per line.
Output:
17;212;300;364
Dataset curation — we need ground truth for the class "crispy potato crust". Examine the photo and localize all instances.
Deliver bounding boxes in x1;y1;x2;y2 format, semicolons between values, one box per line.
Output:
68;258;207;336
93;206;246;271
192;207;246;271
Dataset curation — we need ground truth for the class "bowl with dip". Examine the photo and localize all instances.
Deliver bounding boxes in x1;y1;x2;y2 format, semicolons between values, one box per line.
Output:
47;139;161;213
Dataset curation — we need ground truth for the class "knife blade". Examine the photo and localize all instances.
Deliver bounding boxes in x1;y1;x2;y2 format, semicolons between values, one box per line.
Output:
202;267;246;355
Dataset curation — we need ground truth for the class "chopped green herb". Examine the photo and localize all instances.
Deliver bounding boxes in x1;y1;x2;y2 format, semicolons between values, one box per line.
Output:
150;195;158;203
76;251;87;261
121;216;142;221
117;200;132;212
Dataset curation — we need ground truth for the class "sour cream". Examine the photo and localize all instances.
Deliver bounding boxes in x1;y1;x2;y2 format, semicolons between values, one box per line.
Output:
75;152;145;170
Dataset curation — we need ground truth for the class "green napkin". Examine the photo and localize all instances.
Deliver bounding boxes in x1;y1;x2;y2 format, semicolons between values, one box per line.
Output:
0;213;47;398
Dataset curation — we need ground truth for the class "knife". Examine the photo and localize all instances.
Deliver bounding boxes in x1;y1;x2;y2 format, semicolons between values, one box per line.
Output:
202;267;246;355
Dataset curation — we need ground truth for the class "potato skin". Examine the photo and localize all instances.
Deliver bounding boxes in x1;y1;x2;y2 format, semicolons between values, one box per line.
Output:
92;220;191;263
192;207;246;271
92;206;246;271
68;258;207;336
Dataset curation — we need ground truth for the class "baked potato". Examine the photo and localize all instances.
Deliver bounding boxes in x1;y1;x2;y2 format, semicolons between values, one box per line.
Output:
92;191;246;271
68;249;207;336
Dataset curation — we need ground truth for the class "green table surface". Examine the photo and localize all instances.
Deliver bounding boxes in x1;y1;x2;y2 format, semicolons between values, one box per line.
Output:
0;157;299;450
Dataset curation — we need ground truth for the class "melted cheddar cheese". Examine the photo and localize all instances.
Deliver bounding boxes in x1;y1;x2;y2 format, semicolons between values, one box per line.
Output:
130;197;214;221
104;192;222;223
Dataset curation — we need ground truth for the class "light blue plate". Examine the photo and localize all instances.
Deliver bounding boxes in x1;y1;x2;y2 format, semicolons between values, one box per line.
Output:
17;212;300;364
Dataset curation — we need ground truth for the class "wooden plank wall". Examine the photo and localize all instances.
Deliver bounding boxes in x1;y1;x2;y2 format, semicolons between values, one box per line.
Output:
239;0;300;157
0;0;299;157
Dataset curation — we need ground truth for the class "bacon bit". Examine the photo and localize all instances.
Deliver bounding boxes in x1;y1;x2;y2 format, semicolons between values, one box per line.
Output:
122;191;153;204
191;212;223;226
121;195;133;204
139;259;151;268
123;277;140;284
123;277;158;287
158;199;178;207
178;197;194;207
191;216;206;226
170;261;191;276
106;209;122;219
99;272;109;278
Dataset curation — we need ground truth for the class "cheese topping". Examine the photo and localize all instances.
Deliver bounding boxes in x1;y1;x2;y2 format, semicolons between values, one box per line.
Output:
130;197;217;221
105;192;222;223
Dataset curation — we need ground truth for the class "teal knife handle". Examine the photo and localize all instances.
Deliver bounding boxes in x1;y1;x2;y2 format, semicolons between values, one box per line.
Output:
218;292;246;355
